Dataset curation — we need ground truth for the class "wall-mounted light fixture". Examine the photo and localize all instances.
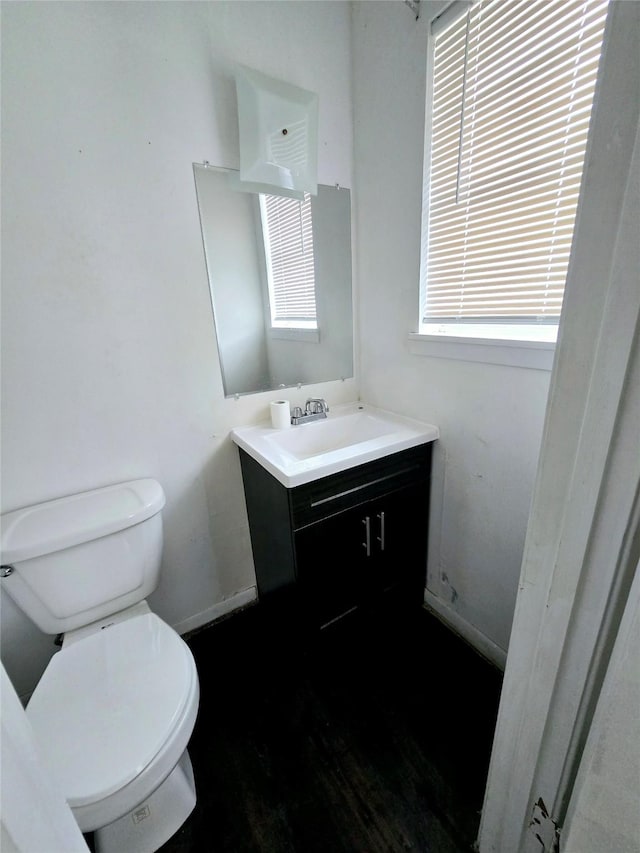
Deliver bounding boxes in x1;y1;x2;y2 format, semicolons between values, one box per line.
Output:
232;65;318;200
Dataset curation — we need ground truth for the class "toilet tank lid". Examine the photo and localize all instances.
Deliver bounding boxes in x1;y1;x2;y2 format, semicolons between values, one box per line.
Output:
0;479;166;564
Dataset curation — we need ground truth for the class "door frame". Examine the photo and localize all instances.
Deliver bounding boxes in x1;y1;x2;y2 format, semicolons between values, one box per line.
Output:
478;3;640;850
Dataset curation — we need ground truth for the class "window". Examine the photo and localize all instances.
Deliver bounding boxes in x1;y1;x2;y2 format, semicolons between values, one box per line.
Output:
419;0;609;342
260;191;317;330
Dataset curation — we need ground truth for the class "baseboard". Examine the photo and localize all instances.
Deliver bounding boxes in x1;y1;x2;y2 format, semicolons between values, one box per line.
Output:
172;586;258;637
423;589;507;670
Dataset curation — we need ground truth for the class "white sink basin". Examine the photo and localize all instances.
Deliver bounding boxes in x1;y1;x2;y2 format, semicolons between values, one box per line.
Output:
266;411;400;460
230;403;439;487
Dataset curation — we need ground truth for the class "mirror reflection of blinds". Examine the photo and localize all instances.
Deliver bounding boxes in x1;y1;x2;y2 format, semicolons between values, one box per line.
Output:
261;192;317;324
422;0;609;324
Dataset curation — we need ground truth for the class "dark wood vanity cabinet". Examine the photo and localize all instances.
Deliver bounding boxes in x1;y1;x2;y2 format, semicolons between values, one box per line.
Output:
238;443;433;630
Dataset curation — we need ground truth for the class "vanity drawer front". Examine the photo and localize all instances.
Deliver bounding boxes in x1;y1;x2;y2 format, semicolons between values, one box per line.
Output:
290;444;432;530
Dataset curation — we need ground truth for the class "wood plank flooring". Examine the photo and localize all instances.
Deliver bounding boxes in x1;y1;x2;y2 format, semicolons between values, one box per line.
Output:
158;600;503;853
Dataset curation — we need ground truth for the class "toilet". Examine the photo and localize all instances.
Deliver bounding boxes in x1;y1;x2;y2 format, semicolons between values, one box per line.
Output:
0;479;200;853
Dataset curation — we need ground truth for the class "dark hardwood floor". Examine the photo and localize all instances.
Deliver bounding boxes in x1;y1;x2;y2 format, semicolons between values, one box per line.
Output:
158;598;503;853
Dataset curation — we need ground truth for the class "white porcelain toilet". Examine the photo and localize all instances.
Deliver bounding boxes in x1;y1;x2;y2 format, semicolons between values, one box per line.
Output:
0;479;200;853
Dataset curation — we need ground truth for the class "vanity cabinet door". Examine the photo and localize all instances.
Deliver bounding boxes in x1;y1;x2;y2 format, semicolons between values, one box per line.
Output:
363;483;429;608
294;503;371;628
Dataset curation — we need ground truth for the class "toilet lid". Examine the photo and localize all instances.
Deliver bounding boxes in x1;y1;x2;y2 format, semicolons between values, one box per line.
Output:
26;613;196;808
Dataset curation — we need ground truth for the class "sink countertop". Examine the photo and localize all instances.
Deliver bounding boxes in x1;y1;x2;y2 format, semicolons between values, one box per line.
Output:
230;402;439;488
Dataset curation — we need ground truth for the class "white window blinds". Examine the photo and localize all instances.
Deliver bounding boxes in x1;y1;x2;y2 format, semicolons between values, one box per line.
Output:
261;192;317;327
421;0;608;326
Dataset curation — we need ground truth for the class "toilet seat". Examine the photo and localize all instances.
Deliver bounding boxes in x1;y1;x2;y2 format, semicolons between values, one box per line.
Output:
26;612;199;831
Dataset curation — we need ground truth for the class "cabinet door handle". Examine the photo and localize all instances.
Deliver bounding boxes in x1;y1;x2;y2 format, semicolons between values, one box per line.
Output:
377;511;385;551
362;516;371;557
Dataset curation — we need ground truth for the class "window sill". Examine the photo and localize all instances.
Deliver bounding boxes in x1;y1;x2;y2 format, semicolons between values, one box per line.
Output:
408;332;555;370
269;327;320;343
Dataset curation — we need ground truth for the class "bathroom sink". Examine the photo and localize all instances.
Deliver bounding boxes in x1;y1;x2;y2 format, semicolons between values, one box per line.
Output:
230;403;439;487
266;411;401;460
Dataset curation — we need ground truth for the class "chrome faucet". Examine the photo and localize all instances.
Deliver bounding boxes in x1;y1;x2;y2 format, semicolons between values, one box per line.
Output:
305;398;329;415
291;398;329;425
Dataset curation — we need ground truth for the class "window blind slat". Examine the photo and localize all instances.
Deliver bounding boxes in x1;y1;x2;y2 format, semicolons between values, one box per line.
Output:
471;4;606;84
421;0;608;325
429;175;584;211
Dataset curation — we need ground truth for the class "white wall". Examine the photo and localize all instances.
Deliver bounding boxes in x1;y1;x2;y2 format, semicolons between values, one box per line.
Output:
0;0;357;699
351;1;551;663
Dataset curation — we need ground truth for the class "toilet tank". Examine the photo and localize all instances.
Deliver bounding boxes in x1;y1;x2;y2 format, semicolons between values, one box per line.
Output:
0;480;166;635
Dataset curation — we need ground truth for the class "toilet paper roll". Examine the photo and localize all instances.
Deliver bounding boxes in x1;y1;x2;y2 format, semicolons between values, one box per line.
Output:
270;400;291;430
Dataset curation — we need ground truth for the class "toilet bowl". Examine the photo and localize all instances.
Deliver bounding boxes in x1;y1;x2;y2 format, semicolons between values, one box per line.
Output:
0;480;200;853
27;603;200;852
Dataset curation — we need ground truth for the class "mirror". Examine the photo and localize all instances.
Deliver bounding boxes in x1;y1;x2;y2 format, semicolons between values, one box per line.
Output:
193;164;354;397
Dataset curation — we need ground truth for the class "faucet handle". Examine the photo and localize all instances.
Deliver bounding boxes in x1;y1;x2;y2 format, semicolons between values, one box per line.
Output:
305;397;329;414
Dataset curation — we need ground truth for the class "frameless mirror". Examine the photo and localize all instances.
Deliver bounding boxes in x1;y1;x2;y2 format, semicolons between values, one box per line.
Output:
193;164;354;397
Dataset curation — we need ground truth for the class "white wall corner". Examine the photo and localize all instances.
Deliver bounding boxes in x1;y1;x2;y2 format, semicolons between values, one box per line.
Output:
172;586;257;637
423;590;507;670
